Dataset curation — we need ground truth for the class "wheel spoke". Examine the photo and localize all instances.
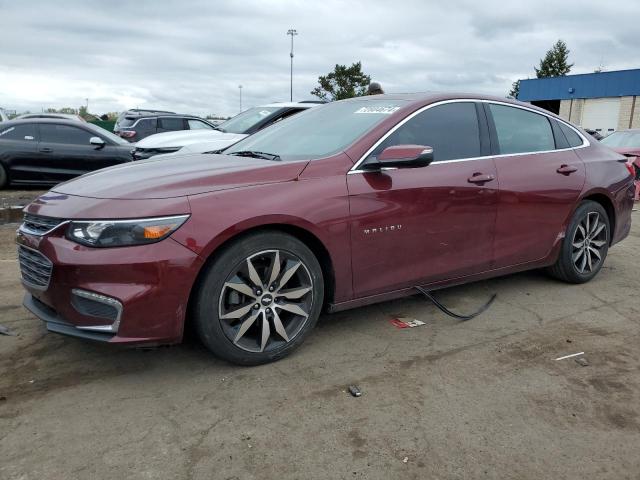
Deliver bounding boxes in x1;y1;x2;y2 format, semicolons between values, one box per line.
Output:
278;261;301;288
588;246;601;261
586;247;593;271
579;251;587;272
272;309;289;342
591;223;605;238
276;302;308;318
585;214;591;235
234;310;260;343
260;314;270;352
277;286;312;300
576;224;586;241
572;240;584;249
220;303;253;320
572;249;585;263
588;213;599;235
246;258;263;288
223;280;256;298
268;251;281;287
590;239;606;248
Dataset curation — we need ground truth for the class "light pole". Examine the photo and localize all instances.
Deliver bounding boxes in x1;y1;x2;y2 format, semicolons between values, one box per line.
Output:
286;28;298;102
238;85;243;113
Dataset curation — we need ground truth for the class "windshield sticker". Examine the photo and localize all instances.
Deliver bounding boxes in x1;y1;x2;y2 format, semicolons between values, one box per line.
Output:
354;106;400;114
0;127;15;136
258;110;271;117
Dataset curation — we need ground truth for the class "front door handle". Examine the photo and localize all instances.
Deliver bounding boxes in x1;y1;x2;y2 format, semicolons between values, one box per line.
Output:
39;147;53;153
467;173;495;184
556;164;578;175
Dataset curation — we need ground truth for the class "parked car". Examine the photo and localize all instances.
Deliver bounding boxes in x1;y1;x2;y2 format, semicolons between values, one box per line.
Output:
0;119;132;188
113;109;175;131
600;128;640;199
114;110;216;142
17;93;634;365
583;128;604;141
17;113;86;122
132;102;318;160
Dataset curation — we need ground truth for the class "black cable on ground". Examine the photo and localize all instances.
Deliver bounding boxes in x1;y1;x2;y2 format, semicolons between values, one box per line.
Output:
414;286;496;321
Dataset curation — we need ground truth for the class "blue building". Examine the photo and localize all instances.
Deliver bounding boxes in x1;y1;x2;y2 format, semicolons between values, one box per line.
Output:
518;68;640;135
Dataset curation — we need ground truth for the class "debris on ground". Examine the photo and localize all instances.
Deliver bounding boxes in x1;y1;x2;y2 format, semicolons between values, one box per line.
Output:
390;317;426;329
0;324;16;336
348;385;362;397
555;352;585;361
575;357;589;367
402;457;409;463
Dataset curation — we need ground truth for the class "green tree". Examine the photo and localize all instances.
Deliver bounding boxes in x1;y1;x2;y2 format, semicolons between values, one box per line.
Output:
508;80;520;99
311;62;371;101
535;40;573;78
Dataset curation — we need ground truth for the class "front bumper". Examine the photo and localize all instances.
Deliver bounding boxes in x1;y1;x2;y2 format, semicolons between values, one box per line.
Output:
17;228;204;346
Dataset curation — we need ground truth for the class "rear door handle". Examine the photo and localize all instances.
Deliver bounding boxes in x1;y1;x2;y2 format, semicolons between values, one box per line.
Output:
467;173;495;184
39;147;53;153
556;164;578;175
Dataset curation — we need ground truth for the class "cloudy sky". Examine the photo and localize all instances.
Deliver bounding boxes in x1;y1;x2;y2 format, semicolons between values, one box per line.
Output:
1;0;638;117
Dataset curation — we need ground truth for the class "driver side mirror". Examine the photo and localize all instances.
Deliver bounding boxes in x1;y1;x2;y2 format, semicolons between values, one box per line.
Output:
366;145;434;170
90;136;105;148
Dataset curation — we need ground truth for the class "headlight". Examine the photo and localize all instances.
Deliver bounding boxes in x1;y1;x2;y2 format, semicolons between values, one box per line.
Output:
66;215;189;247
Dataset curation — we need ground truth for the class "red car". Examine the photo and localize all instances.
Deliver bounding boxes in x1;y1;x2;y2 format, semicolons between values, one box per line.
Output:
17;93;635;365
600;129;640;200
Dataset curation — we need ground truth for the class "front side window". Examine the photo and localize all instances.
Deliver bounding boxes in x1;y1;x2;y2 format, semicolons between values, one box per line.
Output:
187;119;213;130
39;124;93;145
368;102;481;162
489;104;555;154
158;117;184;131
0;124;37;141
225;100;407;161
218;107;281;134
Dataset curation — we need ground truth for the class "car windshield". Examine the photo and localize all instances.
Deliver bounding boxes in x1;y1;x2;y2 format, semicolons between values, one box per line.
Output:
217;107;281;134
86;123;129;145
224;99;407;161
601;131;640;148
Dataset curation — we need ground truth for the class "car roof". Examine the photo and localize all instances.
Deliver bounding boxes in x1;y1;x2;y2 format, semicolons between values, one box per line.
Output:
259;102;318;109
1;118;101;129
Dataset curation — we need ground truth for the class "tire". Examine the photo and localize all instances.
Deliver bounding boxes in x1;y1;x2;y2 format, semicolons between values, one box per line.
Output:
547;200;610;284
193;231;324;365
0;163;8;189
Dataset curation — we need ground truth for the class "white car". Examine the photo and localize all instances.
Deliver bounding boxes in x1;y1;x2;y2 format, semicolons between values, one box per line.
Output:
132;102;319;160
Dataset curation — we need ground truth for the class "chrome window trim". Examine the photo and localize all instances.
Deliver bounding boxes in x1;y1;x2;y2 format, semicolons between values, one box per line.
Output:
348;98;590;175
72;289;123;333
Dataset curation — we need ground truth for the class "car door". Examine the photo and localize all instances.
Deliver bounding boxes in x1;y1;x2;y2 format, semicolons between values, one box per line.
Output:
347;101;499;297
37;123;120;183
0;123;40;183
486;102;586;268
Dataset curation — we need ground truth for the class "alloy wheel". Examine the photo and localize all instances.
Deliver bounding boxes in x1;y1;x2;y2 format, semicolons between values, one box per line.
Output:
218;249;314;353
572;211;608;274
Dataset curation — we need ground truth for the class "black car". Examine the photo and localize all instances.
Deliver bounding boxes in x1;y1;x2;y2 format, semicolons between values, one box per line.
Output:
114;110;217;142
0;119;133;188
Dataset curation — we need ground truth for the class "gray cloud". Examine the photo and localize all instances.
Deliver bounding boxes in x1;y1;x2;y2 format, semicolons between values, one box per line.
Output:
1;0;638;117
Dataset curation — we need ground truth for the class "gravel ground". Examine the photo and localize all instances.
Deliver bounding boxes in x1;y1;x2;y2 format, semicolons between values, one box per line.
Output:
0;189;47;208
0;210;639;480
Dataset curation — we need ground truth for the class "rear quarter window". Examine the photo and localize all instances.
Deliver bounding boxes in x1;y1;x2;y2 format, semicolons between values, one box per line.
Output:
559;122;585;148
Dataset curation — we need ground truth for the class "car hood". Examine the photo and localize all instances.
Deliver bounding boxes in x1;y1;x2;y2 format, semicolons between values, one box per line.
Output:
165;135;248;156
611;147;640;156
135;129;228;148
52;153;309;200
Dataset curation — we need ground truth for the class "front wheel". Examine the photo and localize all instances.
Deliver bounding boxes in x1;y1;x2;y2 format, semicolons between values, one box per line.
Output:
193;231;324;365
547;200;610;283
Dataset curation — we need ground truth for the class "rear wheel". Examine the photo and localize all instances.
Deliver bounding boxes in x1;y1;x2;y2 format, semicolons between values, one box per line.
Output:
547;200;610;283
193;231;324;365
0;163;8;189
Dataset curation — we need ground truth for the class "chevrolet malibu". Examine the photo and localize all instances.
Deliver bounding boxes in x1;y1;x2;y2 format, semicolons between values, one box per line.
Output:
17;93;635;365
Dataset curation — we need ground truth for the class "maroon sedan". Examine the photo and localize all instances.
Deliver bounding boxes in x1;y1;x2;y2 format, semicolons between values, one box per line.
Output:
17;93;635;365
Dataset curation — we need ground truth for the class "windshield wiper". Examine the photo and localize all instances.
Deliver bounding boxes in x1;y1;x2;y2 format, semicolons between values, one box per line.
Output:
228;150;281;161
213;126;226;132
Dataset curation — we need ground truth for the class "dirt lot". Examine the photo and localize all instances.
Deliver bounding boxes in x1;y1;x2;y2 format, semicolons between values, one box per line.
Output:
1;209;639;480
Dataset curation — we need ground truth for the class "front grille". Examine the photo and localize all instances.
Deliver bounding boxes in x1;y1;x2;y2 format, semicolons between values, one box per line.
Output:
18;245;53;289
21;213;65;235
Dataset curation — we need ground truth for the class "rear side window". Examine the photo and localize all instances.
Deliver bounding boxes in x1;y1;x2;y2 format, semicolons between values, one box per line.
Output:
158;117;184;131
136;118;157;132
118;118;136;128
558;122;584;148
40;124;93;145
369;102;481;162
489;104;555;154
0;124;37;141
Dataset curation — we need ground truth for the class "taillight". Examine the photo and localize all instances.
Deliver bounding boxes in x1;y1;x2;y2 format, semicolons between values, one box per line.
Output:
625;161;635;177
119;131;136;138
